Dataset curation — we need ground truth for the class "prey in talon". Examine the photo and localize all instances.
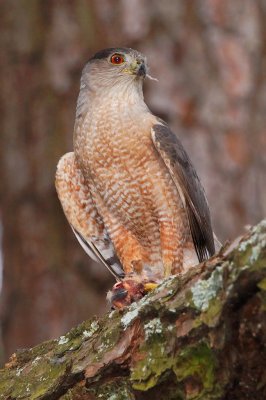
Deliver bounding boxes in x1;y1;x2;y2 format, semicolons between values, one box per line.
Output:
55;47;220;309
108;280;159;309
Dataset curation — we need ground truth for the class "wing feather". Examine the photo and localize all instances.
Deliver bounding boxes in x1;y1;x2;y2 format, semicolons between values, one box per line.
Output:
151;123;215;262
55;152;124;281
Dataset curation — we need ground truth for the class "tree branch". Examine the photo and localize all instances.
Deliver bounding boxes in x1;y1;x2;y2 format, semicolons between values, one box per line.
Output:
1;220;266;399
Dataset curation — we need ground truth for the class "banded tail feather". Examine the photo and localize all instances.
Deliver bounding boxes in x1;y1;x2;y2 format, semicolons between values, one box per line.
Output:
71;226;125;281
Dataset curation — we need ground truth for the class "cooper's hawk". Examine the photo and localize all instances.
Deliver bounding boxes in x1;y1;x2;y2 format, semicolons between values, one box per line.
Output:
56;47;218;308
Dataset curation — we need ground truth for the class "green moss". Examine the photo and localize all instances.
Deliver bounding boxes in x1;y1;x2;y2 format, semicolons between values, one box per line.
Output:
258;280;266;311
0;357;69;399
130;313;174;390
131;342;174;391
200;297;223;328
257;277;266;291
174;343;216;390
55;318;100;357
0;370;15;398
131;338;220;398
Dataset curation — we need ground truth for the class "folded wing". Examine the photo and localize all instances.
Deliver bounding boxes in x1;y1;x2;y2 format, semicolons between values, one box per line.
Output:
151;123;215;262
55;152;125;280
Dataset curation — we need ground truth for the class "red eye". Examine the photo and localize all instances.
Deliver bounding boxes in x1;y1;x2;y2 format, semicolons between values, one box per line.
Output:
110;54;125;65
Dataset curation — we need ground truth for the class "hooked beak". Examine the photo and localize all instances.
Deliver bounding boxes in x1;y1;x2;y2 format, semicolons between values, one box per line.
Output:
128;59;147;78
137;62;146;77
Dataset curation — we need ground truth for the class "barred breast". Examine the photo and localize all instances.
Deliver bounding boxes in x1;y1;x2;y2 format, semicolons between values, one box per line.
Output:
74;92;197;281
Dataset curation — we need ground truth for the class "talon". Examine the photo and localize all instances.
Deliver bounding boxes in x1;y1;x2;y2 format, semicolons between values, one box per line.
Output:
144;282;158;292
108;279;146;309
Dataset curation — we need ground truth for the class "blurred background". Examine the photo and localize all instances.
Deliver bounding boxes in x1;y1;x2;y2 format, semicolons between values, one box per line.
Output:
0;0;265;364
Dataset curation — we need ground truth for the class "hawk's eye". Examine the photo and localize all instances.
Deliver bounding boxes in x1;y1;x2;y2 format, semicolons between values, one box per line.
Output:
110;54;125;65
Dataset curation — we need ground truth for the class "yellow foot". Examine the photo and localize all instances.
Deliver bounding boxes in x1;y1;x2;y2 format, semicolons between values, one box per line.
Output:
144;282;158;292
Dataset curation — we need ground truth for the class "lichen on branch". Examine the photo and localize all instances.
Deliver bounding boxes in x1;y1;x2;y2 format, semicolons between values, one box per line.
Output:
0;220;266;400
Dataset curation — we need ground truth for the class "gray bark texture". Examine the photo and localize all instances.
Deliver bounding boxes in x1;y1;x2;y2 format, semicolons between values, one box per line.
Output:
0;220;265;400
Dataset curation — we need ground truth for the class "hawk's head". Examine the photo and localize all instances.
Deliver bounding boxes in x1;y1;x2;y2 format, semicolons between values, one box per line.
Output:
82;48;147;90
76;48;149;120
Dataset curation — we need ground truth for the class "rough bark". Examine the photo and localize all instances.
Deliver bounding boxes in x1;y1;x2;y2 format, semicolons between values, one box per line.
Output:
0;220;265;400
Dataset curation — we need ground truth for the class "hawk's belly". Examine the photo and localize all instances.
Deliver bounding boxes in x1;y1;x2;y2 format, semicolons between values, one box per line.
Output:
75;118;193;280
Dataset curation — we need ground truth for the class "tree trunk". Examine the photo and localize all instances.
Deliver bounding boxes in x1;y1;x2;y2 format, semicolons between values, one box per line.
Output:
0;0;113;363
0;220;265;400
